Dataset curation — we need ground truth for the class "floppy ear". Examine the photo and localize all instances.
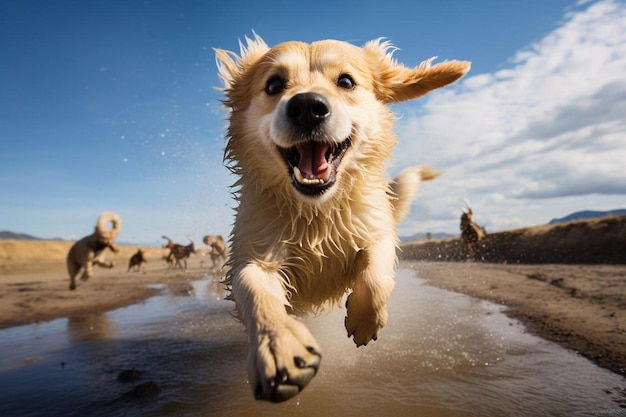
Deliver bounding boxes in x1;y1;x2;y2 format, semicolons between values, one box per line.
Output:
364;40;470;104
214;32;270;90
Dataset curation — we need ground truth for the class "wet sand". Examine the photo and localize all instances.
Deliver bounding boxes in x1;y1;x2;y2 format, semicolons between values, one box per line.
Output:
408;261;626;377
0;257;215;330
1;257;625;377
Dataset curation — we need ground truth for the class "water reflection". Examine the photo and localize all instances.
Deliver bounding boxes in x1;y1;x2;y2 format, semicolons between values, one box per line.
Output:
0;268;623;417
67;313;117;342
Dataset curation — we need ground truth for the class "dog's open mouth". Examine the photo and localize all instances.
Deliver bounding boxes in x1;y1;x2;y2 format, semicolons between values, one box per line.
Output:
279;139;351;196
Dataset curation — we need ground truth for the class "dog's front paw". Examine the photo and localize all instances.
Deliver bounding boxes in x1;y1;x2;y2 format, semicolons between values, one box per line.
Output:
249;316;322;402
344;293;387;347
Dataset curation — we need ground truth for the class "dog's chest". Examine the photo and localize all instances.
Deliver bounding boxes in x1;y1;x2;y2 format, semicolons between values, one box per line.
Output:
282;237;362;292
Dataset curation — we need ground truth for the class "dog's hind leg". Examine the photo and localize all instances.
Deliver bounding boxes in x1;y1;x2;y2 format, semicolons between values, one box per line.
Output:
93;251;115;269
67;260;81;290
81;261;94;282
93;259;115;269
232;263;322;402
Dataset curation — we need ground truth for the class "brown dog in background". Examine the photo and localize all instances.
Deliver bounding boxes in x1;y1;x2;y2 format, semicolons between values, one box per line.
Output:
202;234;228;271
162;235;196;269
67;212;121;290
460;199;486;253
215;34;469;402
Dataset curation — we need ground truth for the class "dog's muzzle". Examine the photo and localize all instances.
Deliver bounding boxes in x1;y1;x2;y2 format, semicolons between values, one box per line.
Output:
278;93;351;197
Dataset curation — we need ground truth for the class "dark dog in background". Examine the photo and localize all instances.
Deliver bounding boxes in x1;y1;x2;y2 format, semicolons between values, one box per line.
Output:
128;248;147;272
460;199;486;253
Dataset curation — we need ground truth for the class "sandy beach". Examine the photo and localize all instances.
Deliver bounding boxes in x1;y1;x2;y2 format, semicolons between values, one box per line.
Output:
0;241;625;378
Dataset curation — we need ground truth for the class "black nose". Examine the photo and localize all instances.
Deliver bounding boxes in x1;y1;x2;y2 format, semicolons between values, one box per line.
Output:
286;93;331;132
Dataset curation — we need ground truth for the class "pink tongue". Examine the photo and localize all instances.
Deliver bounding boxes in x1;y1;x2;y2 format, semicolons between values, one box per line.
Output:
297;142;330;179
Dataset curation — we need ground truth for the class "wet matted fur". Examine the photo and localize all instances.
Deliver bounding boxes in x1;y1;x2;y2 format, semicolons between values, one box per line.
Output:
215;34;470;402
67;212;121;290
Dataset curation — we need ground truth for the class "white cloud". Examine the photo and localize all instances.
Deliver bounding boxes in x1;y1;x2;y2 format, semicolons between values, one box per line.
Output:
393;0;626;236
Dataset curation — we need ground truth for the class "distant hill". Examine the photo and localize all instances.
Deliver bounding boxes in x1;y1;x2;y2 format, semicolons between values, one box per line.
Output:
548;209;626;225
0;230;41;240
0;231;157;246
400;232;455;243
0;231;66;241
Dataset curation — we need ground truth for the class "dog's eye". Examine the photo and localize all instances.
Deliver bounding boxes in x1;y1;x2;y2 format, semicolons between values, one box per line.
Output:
337;74;355;90
266;77;285;96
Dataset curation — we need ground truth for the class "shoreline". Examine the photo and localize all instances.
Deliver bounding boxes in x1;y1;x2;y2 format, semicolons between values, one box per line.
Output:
0;259;216;330
405;261;626;377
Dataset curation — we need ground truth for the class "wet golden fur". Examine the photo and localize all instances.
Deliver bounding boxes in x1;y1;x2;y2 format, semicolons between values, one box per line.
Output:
215;34;469;402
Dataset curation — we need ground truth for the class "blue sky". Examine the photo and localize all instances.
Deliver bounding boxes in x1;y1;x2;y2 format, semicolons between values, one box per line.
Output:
1;0;625;246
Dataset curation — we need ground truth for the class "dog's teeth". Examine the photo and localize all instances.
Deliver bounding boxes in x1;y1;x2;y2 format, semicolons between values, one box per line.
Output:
294;166;306;183
293;167;325;185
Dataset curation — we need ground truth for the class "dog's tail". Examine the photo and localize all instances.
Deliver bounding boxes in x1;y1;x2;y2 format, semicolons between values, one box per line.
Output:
96;212;122;240
389;166;441;224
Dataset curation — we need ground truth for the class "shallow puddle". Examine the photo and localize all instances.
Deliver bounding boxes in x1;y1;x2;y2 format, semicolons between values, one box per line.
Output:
0;267;624;416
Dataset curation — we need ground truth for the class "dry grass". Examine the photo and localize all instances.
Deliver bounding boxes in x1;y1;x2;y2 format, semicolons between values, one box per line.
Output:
0;240;170;274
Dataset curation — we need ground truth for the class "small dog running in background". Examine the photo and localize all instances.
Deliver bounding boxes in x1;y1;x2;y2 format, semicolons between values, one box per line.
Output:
127;248;147;272
67;212;121;290
215;34;469;402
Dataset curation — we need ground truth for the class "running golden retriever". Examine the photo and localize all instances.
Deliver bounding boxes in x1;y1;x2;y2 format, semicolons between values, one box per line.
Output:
215;34;469;402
